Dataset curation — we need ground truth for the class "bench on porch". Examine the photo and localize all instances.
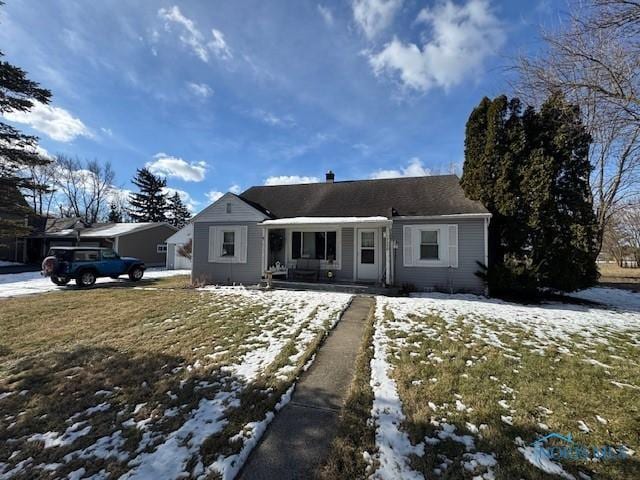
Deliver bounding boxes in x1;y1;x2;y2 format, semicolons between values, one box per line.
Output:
289;258;321;282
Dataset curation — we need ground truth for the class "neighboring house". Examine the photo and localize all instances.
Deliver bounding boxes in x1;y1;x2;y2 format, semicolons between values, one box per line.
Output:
166;223;193;270
80;223;177;266
12;217;88;263
5;220;176;266
191;172;491;294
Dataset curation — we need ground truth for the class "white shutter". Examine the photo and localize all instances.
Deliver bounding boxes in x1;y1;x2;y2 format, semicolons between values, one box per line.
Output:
208;226;218;262
403;226;413;267
239;226;248;264
448;225;458;268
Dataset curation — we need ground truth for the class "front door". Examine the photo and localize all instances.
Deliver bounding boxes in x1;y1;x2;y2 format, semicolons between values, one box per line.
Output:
357;229;378;281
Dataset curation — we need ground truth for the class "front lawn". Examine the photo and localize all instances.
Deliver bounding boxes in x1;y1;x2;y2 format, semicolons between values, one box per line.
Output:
335;292;640;480
0;278;352;479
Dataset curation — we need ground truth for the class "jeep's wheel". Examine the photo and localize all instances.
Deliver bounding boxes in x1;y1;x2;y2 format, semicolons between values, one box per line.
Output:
76;270;97;287
128;266;144;281
51;275;70;286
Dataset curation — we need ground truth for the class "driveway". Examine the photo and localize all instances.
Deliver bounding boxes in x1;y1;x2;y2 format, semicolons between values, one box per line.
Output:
0;268;190;298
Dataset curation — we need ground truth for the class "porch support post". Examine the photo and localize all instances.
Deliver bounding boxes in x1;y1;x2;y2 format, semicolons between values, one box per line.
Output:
263;226;271;276
385;224;391;286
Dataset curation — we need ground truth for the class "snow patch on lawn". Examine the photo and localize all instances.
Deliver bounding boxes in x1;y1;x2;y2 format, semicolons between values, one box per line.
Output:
569;287;640;312
370;299;425;480
0;268;190;298
122;289;352;480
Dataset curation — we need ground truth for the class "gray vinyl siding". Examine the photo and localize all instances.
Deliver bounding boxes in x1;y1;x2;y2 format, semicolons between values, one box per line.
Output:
392;218;486;294
192;221;263;285
115;224;176;266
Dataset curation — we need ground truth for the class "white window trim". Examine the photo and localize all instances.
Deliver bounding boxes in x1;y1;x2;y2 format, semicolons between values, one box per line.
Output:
286;227;342;270
403;224;458;268
157;243;167;253
208;225;248;264
419;230;439;261
221;230;236;257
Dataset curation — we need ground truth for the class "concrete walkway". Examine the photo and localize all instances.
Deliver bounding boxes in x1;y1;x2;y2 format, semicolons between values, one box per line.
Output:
238;295;374;480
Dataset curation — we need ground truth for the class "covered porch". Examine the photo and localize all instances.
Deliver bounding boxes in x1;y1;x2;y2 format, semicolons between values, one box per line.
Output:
259;217;394;286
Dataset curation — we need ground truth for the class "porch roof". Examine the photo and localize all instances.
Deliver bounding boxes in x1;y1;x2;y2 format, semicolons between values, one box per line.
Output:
258;216;392;227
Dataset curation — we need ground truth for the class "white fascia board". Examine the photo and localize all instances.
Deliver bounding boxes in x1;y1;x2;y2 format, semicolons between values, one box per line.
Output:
259;216;392;227
394;213;492;220
191;192;268;222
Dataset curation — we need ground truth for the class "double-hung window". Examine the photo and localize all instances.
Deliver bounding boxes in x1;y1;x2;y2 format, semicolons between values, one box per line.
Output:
420;230;439;260
291;231;337;261
222;231;235;257
403;224;458;268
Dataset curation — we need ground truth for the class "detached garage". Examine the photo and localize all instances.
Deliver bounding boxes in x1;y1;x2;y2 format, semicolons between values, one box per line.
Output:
165;223;193;270
80;222;177;266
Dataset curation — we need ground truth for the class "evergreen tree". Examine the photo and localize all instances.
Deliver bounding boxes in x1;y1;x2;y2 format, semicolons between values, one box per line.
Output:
0;44;52;237
462;93;598;294
107;202;122;223
128;168;168;222
522;93;598;291
167;192;191;228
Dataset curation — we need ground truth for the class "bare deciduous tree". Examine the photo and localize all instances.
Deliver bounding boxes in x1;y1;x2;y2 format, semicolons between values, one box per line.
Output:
55;155;115;224
24;157;58;218
515;0;640;251
603;202;640;265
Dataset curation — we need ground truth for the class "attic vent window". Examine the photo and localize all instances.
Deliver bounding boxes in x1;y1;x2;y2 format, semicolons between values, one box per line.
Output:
226;203;232;214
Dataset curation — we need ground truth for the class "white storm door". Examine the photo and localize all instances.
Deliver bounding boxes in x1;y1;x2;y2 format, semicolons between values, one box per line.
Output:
357;229;378;281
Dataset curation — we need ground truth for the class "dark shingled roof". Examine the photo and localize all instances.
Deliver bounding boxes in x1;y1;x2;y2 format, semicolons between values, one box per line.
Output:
239;175;488;218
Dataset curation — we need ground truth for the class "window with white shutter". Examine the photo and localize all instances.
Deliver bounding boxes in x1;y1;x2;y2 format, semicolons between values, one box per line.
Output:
208;226;248;264
403;224;452;267
448;224;458;268
403;226;413;267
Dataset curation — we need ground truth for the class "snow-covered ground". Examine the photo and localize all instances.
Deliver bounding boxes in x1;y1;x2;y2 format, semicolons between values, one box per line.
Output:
0;268;190;298
369;288;640;480
569;286;640;312
0;261;23;267
0;287;352;480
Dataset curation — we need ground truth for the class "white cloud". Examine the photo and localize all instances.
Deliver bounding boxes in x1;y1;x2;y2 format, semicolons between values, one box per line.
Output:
368;0;504;91
206;190;224;203
318;5;334;25
158;6;232;62
146;153;207;182
370;157;431;179
3;101;91;142
186;82;213;98
251;109;295;128
229;184;242;194
163;186;199;213
353;0;402;39
209;29;232;60
264;175;320;186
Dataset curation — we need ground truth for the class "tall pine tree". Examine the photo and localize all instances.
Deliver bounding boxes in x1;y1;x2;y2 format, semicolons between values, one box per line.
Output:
0;45;52;237
462;93;598;294
107;202;122;223
167;192;191;228
129;168;168;222
522;93;598;291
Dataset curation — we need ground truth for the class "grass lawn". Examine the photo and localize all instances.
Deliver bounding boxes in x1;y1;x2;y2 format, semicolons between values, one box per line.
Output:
598;263;640;280
336;293;640;480
0;277;352;479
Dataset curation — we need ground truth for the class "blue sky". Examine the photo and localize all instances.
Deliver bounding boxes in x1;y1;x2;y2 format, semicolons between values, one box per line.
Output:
1;0;559;213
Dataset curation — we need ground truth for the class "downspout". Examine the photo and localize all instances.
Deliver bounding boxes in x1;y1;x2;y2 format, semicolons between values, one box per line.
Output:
385;224;392;286
484;217;490;296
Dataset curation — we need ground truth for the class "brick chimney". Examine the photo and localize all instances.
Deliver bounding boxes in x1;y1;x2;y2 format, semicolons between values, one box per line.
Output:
325;170;335;183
